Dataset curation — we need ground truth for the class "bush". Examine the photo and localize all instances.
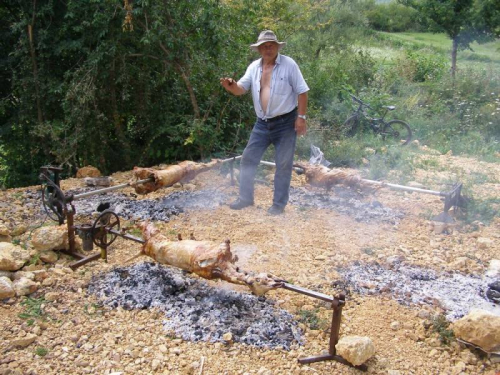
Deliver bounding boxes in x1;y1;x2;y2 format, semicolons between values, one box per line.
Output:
395;50;447;82
366;2;422;32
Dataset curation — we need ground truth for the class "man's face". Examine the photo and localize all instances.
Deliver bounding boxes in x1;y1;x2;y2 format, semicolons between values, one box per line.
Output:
258;42;279;60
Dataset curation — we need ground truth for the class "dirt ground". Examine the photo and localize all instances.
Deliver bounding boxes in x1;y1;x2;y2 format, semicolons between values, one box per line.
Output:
1;149;499;375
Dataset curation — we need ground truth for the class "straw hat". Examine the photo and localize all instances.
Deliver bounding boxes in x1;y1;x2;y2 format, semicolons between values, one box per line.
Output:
250;30;286;52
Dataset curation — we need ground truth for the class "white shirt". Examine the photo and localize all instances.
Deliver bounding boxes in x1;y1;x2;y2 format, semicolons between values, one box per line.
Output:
238;54;309;120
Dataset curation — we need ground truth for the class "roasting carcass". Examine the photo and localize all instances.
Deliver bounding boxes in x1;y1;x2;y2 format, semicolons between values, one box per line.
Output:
129;222;283;296
295;162;369;191
132;159;221;194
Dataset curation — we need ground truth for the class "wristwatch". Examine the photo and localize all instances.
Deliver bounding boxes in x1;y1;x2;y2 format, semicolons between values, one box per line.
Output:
298;114;307;120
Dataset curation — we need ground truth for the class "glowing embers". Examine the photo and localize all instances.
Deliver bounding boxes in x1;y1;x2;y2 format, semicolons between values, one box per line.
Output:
87;262;302;349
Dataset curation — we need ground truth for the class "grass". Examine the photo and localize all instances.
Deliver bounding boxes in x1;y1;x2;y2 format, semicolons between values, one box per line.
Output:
431;314;455;345
34;347;49;357
297;308;329;331
380;32;500;63
18;297;47;322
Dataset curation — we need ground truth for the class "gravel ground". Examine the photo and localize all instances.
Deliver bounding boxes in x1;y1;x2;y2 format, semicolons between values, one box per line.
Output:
1;149;499;375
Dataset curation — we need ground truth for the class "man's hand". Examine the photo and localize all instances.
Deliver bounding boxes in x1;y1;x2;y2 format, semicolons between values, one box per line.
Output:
295;117;307;136
220;77;246;96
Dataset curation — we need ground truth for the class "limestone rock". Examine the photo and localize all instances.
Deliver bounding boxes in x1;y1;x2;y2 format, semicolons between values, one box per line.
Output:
13;277;38;296
335;335;375;366
452;309;500;352
486;259;500;277
11;224;27;236
477;237;493;249
11;334;37;348
0;276;15;299
31;225;67;251
0;242;30;271
0;270;13;279
40;250;59;264
0;223;10;236
0;234;12;243
76;166;101;178
84;176;112;187
13;271;35;281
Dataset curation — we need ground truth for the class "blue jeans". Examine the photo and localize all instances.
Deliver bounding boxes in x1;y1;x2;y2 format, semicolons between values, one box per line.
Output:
238;109;297;208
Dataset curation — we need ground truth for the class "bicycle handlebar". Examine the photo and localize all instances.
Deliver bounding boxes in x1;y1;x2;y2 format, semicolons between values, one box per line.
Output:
349;94;372;110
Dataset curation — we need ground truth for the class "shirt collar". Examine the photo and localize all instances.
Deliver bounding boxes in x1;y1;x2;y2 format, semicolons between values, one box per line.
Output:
259;53;281;68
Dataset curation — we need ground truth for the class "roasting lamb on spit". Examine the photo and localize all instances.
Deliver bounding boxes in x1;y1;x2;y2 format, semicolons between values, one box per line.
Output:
132;159;221;194
295;161;371;191
128;222;284;296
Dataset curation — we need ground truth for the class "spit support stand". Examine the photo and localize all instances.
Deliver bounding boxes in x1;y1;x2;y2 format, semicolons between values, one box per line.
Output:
281;283;368;371
64;211;367;370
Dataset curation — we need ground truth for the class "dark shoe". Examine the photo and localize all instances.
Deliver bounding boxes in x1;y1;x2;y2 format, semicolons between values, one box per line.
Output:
229;199;253;210
267;205;284;215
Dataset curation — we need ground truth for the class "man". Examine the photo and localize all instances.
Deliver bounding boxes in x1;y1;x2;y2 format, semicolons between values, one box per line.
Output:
220;30;309;215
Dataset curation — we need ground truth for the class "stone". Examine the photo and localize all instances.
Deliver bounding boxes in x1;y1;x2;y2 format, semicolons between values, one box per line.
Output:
452;309;500;352
0;234;12;242
11;224;27;236
486;259;500;277
390;321;401;331
0;223;10;236
31;225;68;251
335;335;375;366
13;271;35;281
222;332;233;343
45;292;59;302
13;277;38;296
39;250;59;264
84;177;112;187
32;270;49;282
0;270;13;279
11;334;37;348
0;242;30;271
76;166;101;178
0;276;15;299
477;237;493;249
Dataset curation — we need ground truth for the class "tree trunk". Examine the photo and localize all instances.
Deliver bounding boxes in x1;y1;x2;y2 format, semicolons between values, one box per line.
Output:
27;8;43;124
175;64;200;120
109;58;131;166
451;37;458;80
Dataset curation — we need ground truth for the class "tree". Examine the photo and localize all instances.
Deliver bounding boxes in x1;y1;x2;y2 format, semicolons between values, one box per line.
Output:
399;0;500;78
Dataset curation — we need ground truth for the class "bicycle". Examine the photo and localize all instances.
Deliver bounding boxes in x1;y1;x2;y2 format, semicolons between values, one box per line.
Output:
343;94;412;146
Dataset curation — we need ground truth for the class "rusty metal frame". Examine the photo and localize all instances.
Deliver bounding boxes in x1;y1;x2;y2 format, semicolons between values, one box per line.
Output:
282;283;367;370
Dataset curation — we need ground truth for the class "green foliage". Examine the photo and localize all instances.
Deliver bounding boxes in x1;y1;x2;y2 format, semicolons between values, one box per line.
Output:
34;346;49;357
297;308;329;331
396;50;447;82
365;1;422;32
18;296;46;321
460;196;500;225
431;314;455;345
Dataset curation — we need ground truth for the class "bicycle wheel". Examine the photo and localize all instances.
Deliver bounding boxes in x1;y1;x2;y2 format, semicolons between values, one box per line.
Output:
343;115;360;137
382;120;412;146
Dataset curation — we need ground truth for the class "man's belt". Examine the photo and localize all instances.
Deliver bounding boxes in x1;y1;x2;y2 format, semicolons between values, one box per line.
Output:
261;108;297;122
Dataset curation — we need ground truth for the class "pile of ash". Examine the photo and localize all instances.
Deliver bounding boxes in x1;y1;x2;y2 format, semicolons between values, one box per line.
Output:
70;188;229;222
87;262;302;349
289;187;404;224
338;262;500;320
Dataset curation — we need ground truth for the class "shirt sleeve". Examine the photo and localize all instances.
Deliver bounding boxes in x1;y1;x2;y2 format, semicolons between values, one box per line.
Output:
237;63;253;92
290;61;309;95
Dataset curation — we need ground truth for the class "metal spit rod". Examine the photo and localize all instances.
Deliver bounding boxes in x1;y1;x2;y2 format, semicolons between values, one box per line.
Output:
74;156;243;201
258;159;446;197
74;178;154;200
106;229;335;302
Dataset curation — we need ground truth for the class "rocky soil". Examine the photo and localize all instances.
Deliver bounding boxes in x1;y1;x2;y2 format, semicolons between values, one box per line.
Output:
1;148;499;375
